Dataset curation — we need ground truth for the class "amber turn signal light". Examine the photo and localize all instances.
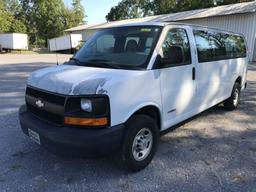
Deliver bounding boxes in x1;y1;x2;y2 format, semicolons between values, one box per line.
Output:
64;117;108;126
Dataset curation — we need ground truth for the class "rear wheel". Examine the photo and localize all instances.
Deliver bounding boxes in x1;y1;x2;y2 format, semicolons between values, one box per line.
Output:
121;115;158;172
224;82;241;110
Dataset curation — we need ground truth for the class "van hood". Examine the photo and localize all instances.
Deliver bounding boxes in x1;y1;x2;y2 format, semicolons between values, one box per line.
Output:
27;64;141;95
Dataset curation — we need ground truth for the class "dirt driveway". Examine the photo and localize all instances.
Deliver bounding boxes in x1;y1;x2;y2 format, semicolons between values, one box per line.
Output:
0;54;255;192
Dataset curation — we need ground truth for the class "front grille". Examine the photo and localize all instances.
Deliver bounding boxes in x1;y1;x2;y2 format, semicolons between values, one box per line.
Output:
26;87;66;105
26;87;66;126
27;104;63;125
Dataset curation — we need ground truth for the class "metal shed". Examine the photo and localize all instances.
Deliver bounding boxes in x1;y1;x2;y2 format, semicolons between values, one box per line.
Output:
65;1;256;61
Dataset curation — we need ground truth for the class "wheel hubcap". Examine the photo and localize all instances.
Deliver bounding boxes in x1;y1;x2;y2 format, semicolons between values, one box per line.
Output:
132;128;153;161
233;89;239;106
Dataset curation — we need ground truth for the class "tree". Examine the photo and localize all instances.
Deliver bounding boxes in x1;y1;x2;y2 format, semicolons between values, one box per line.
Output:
0;0;86;47
0;0;27;33
18;0;40;45
4;0;22;15
106;0;152;21
106;0;254;20
63;0;86;29
31;0;86;46
9;19;27;33
152;0;177;15
72;0;85;25
32;0;66;46
0;1;12;32
215;0;253;5
153;0;215;14
153;0;255;14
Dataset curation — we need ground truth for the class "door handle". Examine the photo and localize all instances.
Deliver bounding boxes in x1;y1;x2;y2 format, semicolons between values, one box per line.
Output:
192;67;196;80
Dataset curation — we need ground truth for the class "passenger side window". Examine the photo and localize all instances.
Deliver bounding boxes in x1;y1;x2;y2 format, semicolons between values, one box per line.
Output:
194;30;247;63
208;32;226;60
224;35;246;58
193;31;226;62
162;28;191;65
193;31;212;62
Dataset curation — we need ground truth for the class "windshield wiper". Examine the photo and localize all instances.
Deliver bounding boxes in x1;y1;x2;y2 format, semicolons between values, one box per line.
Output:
86;59;121;69
69;57;89;66
70;57;81;63
69;58;121;69
87;59;111;62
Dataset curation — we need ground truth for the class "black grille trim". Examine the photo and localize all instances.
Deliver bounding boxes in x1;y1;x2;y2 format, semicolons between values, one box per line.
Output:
26;95;64;115
27;104;64;126
26;86;66;106
26;86;66;126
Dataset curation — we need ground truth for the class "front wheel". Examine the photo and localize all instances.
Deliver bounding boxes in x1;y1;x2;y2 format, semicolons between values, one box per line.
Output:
121;115;159;172
223;82;241;110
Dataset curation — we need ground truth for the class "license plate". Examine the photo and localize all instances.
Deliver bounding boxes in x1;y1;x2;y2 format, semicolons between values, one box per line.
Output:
28;129;41;145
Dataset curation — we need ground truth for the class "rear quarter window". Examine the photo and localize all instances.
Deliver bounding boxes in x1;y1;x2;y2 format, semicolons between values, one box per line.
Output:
193;30;246;63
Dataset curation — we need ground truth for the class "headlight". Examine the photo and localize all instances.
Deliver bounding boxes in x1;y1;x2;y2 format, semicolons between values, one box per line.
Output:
66;97;109;115
80;99;92;112
65;96;110;127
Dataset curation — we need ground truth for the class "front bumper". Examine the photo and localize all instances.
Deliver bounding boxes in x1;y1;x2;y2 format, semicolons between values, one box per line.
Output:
19;105;125;157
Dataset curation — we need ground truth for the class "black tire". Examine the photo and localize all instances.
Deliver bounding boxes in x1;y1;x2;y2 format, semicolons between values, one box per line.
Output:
121;115;159;172
223;82;241;110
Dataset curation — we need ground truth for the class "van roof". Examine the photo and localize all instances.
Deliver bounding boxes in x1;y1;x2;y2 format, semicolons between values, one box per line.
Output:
105;21;245;37
65;1;256;33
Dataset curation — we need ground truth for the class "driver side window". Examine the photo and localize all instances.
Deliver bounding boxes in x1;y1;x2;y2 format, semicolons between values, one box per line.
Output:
162;28;191;65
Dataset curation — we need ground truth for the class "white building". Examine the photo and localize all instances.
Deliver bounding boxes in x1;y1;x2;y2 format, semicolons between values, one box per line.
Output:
65;1;256;61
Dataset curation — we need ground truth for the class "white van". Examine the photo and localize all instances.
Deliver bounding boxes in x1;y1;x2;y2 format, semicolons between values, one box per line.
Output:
19;22;248;171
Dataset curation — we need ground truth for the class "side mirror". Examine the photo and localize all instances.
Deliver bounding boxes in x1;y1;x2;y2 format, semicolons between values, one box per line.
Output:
162;46;184;65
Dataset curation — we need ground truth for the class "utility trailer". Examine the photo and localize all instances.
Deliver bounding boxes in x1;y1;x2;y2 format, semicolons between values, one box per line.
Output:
49;34;82;52
0;33;28;51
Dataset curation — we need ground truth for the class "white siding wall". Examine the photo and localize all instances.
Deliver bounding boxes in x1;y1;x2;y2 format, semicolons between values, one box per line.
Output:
81;29;98;42
180;13;256;61
253;37;256;61
69;30;98;43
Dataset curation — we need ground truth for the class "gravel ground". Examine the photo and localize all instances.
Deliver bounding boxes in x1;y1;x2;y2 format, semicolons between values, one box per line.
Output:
0;54;255;192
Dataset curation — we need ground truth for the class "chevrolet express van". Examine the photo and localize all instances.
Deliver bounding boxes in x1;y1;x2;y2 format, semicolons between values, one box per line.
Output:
19;22;248;171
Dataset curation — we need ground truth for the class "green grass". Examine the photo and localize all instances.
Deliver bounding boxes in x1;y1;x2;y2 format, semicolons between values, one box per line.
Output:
34;49;51;54
10;50;39;54
9;49;50;54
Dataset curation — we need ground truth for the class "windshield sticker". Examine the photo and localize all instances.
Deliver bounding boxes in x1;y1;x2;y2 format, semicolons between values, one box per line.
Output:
141;28;152;32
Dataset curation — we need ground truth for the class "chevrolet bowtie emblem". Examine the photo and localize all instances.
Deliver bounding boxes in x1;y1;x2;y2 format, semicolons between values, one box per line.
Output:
35;99;44;108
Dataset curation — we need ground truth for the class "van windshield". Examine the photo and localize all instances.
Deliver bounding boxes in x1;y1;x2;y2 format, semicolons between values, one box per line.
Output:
70;26;162;70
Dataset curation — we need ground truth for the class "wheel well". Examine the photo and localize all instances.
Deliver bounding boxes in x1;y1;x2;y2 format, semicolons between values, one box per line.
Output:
134;106;161;130
236;76;242;85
